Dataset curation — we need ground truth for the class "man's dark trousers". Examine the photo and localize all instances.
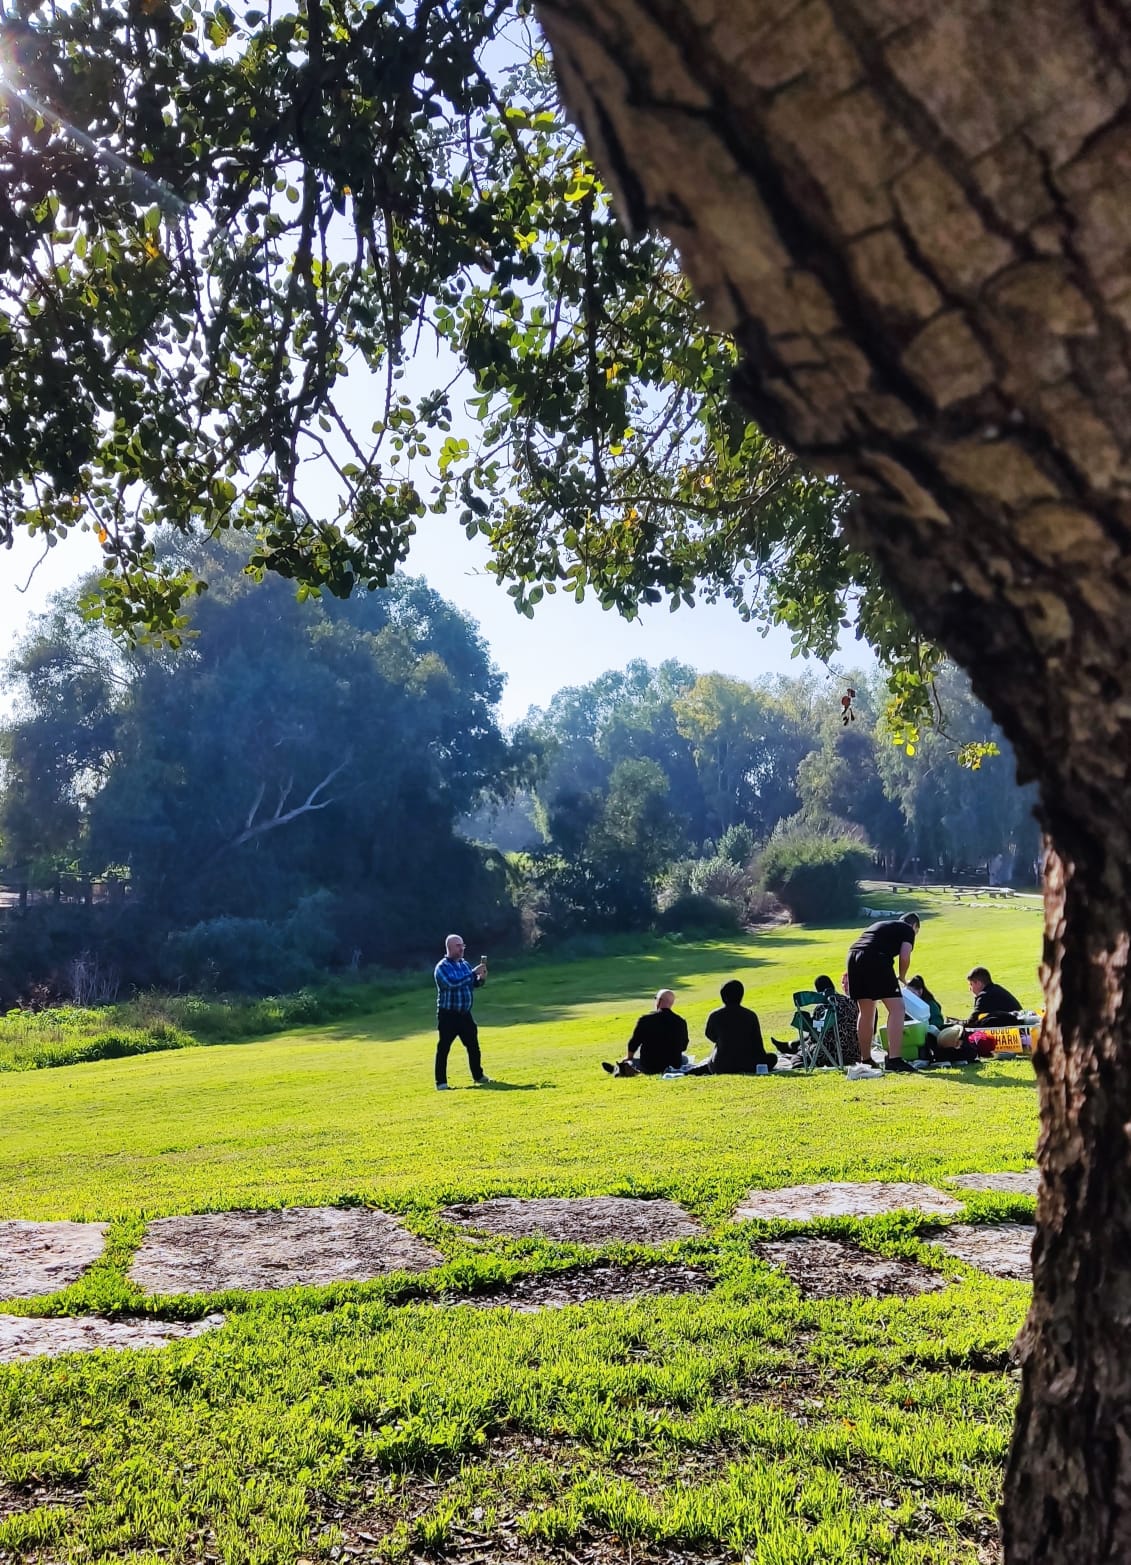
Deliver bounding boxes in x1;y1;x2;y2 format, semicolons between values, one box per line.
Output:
436;1009;483;1086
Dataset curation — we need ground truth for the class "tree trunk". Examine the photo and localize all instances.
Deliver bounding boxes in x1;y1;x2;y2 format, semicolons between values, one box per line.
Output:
533;2;1131;1559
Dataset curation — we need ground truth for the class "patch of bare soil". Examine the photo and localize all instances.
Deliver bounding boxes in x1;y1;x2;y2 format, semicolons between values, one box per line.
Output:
329;1520;732;1564
0;1311;225;1363
323;1478;733;1565
440;1197;702;1246
0;1220;107;1299
433;1260;712;1312
844;1464;1002;1565
732;1182;963;1222
130;1208;441;1295
947;1171;1039;1196
0;1475;84;1520
756;1237;949;1299
931;1223;1034;1281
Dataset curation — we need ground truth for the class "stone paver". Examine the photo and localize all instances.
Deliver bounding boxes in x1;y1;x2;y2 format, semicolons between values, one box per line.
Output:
131;1207;442;1295
0;1312;225;1363
0;1221;107;1299
732;1181;963;1222
933;1223;1034;1281
440;1196;702;1245
948;1170;1039;1196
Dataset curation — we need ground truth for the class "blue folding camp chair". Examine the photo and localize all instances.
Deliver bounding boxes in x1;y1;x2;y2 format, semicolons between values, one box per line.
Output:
790;990;844;1071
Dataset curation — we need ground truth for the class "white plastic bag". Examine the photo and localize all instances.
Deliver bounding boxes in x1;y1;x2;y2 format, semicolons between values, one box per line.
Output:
899;982;930;1023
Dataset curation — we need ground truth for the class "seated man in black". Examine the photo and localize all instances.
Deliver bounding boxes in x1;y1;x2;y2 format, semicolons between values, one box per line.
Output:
687;979;777;1074
602;989;689;1076
966;966;1022;1026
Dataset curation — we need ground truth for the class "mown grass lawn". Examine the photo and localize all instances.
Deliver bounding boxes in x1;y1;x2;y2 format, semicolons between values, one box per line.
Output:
0;889;1043;1564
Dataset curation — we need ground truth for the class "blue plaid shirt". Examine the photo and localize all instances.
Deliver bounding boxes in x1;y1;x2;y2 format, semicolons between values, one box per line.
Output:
435;957;482;1012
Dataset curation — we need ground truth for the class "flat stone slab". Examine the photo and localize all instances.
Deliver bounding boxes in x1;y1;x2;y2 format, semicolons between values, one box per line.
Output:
131;1207;442;1295
733;1182;963;1222
0;1312;225;1363
757;1237;949;1299
933;1222;1034;1280
439;1197;702;1245
0;1220;107;1299
948;1170;1039;1196
434;1260;711;1312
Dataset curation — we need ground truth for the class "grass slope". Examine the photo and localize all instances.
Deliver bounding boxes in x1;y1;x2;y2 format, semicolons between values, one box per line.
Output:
0;892;1042;1565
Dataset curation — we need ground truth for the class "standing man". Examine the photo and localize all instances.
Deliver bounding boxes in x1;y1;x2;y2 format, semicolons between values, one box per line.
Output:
434;934;490;1091
846;912;921;1074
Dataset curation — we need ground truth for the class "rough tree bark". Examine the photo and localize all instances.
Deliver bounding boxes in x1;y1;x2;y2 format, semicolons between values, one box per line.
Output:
532;2;1131;1560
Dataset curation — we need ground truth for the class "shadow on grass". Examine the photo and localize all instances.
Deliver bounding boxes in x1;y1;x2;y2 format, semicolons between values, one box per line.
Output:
327;933;866;1045
918;1066;1036;1090
288;923;947;1048
463;1080;556;1092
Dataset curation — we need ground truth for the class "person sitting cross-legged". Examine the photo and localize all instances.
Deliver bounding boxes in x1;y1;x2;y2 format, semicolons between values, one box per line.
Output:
685;979;779;1074
602;990;689;1077
928;966;1024;1061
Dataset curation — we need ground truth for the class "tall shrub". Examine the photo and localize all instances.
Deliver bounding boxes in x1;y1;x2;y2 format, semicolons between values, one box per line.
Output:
759;835;871;923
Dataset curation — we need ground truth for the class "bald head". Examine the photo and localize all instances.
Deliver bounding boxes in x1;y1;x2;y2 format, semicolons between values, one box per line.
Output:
445;934;465;957
655;989;676;1010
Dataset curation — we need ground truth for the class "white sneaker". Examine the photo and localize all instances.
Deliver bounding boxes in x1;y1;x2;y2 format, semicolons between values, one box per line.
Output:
846;1063;883;1081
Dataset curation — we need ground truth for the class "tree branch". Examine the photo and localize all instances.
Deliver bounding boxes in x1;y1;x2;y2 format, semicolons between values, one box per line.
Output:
229;756;350;849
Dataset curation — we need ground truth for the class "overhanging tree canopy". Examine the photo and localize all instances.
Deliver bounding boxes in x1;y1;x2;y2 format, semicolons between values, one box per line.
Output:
0;0;949;732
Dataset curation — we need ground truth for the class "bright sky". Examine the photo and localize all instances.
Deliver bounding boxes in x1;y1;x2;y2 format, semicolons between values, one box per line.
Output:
0;518;833;726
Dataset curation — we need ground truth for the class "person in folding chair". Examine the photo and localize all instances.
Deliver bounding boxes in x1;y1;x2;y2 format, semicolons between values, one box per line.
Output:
813;974;860;1065
787;987;845;1070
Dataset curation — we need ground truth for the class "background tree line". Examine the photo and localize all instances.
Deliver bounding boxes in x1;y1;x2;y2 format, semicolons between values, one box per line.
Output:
1;551;1037;1005
477;658;1038;942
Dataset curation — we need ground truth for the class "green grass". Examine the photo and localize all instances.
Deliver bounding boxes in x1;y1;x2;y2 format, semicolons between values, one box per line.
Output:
0;889;1042;1564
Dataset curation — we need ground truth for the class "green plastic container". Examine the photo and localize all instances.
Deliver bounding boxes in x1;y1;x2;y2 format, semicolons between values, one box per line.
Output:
878;1020;927;1061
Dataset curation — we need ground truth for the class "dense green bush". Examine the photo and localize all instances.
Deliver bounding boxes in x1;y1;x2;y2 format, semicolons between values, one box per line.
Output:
515;854;655;943
0;1007;194;1071
716;823;757;866
655;893;741;935
759;834;871;923
0;968;424;1070
162;892;340;993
